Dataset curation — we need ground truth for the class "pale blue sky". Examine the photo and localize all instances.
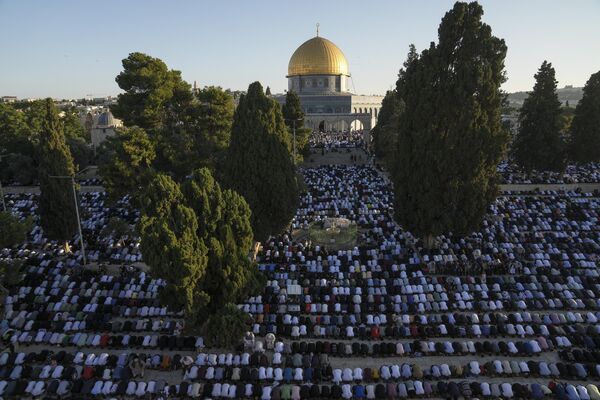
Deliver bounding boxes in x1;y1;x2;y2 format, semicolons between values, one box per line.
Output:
1;0;599;99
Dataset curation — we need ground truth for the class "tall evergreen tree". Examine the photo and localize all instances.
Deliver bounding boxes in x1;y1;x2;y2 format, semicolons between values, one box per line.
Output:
139;168;263;345
513;61;565;171
192;86;235;174
182;168;264;318
570;70;600;163
139;174;207;319
282;90;310;161
37;99;78;250
225;82;298;241
372;90;402;168
392;1;508;247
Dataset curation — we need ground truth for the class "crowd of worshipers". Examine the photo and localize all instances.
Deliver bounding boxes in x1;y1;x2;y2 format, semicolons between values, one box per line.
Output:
0;160;599;398
309;131;366;150
498;161;600;184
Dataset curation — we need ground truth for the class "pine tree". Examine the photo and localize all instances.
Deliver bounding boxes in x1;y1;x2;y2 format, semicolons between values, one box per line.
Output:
225;82;298;241
37;99;78;249
513;61;565;171
570;70;600;163
392;1;508;247
112;52;188;132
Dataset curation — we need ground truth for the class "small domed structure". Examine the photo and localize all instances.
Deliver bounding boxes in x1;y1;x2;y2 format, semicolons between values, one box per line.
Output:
96;110;117;127
90;109;122;148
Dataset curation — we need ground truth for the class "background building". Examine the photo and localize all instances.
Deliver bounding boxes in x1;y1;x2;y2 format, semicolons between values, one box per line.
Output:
90;109;122;149
276;32;383;132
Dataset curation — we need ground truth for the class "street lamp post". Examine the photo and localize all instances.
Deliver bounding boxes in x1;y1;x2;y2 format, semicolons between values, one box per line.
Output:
285;118;303;165
49;174;87;266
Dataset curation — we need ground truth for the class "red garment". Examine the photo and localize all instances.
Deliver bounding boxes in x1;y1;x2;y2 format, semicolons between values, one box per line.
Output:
82;366;95;380
371;326;380;339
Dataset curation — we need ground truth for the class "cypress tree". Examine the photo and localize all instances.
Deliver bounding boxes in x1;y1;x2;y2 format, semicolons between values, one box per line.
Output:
225;82;298;241
140;168;264;344
183;168;264;318
37;98;78;250
570;70;600;163
282;90;311;161
392;1;508;247
513;61;565;171
372;90;402;169
138;174;208;322
192;86;235;175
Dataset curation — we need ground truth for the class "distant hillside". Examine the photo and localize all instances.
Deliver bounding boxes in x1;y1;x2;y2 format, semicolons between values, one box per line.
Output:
507;85;582;107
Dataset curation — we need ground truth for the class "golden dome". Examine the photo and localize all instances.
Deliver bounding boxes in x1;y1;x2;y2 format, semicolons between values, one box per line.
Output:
288;36;350;77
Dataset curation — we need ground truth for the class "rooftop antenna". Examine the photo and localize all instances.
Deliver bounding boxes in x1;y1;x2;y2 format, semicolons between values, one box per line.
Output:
316;23;320;37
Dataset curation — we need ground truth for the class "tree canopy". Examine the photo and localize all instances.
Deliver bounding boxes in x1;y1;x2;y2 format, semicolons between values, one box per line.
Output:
225;82;298;241
281;90;311;161
392;1;508;246
37;99;78;247
0;212;32;249
569;70;600;163
98;126;156;203
139;168;263;345
372;90;403;169
0;101;89;185
106;53;235;186
512;61;566;171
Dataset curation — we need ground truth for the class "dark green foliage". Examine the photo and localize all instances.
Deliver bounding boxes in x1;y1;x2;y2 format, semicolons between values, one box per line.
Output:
0;103;31;157
37;99;78;244
0;212;31;249
98;127;156;203
202;304;250;348
139;174;207;316
62;108;87;141
282;90;311;162
67;137;93;171
570;70;600;163
182;168;264;319
513;61;566;171
225;82;298;241
2;154;36;185
392;1;508;244
191;86;234;174
112;53;190;131
108;53;235;182
139;168;263;344
0;260;25;294
372;90;403;169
